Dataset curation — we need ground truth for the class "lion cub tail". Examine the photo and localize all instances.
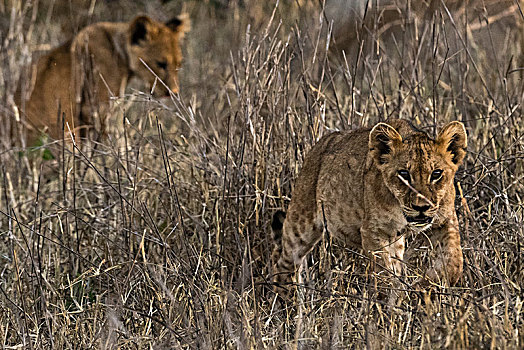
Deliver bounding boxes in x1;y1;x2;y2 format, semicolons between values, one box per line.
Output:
270;210;286;267
271;210;286;241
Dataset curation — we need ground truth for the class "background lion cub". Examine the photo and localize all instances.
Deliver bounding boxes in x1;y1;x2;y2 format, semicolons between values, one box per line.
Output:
272;119;467;291
16;14;190;143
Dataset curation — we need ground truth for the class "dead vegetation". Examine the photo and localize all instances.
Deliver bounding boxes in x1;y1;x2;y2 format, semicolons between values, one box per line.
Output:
0;0;523;348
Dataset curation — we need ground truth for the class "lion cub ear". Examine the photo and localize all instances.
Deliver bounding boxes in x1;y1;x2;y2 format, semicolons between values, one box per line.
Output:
369;123;403;165
166;14;191;38
129;16;155;45
437;121;467;165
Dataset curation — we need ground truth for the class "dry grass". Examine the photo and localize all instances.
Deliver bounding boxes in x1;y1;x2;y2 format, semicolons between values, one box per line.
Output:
0;0;523;348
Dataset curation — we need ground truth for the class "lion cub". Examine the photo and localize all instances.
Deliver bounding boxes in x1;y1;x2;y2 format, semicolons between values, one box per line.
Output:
16;15;190;143
272;119;467;291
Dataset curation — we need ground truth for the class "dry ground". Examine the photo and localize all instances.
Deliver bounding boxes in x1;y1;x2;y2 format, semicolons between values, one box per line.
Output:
0;0;523;348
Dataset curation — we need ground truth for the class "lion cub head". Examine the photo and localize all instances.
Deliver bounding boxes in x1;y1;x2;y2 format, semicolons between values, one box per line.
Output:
369;120;467;230
127;15;190;96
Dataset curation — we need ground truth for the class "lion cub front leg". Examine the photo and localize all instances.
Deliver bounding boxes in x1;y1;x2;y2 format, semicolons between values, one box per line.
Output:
426;217;463;286
361;227;406;278
361;227;406;305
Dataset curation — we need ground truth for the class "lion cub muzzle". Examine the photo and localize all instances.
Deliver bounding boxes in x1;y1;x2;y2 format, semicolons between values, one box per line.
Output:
404;204;434;228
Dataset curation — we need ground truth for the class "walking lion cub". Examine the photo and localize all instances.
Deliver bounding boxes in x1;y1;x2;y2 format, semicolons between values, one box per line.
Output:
16;14;189;143
272;119;467;291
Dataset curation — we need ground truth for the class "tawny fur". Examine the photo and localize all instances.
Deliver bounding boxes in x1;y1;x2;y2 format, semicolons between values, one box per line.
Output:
272;119;467;291
15;15;190;143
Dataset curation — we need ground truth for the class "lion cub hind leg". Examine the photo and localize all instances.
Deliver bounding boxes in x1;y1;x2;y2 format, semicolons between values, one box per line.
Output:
271;209;323;294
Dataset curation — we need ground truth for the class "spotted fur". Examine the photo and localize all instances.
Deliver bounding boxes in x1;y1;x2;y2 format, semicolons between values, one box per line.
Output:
272;119;467;292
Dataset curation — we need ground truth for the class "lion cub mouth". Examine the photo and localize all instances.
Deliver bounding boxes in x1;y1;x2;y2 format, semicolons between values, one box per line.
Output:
405;214;433;227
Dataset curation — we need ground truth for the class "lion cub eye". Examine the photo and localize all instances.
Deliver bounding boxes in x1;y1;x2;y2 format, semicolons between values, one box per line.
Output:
398;170;411;183
156;60;168;70
431;169;443;182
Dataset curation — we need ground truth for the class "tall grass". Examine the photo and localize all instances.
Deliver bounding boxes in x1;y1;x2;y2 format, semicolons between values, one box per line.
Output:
0;0;523;348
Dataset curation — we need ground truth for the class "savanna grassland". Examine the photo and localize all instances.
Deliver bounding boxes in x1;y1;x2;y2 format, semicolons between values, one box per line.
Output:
0;0;523;348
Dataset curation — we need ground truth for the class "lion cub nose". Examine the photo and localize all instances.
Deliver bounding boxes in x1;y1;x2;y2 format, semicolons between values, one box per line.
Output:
412;204;430;213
